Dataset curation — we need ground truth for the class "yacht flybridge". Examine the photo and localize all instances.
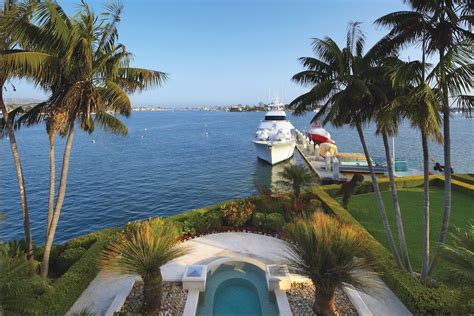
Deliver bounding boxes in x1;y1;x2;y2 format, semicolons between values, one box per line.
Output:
252;98;296;165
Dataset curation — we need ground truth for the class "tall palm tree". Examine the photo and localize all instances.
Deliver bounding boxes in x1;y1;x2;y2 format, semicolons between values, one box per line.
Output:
284;212;378;315
102;219;188;314
389;59;442;278
375;0;473;276
277;164;314;207
374;69;413;273
0;0;34;259
2;1;167;277
289;22;404;269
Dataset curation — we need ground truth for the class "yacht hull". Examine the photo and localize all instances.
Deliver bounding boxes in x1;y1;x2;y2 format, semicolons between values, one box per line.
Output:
253;141;295;165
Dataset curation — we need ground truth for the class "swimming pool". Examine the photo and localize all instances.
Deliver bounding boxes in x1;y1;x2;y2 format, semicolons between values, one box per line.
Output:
196;262;279;316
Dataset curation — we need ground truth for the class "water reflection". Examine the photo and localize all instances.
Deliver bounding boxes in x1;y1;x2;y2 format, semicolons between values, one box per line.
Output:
253;157;296;192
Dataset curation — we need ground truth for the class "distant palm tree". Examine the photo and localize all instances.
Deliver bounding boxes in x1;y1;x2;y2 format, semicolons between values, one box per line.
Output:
277;164;314;207
102;220;188;314
288;22;404;269
0;0;33;259
284;212;378;315
439;223;474;286
2;1;167;277
375;0;473;276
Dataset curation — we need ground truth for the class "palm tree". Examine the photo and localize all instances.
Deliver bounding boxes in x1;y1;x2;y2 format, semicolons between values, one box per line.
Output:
389;59;442;278
288;22;404;269
2;1;167;277
374;71;413;273
102;219;188;314
0;0;33;259
439;223;473;286
375;0;473;276
284;212;378;315
277;164;314;208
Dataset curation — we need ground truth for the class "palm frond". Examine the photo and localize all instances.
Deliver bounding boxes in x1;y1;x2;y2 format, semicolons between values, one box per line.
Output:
94;112;128;136
116;67;168;93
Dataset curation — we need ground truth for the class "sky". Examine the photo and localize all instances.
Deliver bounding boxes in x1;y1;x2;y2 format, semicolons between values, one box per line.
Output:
5;0;420;108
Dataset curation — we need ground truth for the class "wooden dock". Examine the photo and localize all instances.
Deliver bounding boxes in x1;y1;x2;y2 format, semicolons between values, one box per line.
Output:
296;145;348;184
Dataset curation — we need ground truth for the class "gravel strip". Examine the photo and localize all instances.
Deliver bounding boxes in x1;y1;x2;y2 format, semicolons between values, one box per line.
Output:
118;281;187;315
287;282;358;316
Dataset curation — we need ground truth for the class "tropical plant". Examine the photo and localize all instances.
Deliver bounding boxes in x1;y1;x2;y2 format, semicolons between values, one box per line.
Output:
102;219;187;314
220;200;255;226
387;58;443;278
439;223;474;286
375;0;474;276
1;1;166;277
277;164;314;208
284;212;378;315
288;22;404;269
0;246;50;314
0;0;33;259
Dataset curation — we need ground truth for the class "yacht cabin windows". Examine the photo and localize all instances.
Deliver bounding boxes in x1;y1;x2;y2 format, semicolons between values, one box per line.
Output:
264;115;286;121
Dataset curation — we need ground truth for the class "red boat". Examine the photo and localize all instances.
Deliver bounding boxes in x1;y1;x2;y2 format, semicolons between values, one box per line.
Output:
307;122;335;144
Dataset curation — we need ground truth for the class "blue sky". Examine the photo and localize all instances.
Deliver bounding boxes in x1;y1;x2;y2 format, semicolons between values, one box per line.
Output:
6;0;419;107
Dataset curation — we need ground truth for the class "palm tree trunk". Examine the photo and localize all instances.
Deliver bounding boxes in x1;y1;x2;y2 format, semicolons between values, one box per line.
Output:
0;82;33;259
46;132;55;236
313;285;336;316
41;122;75;277
382;133;413;273
356;123;403;269
421;130;430;279
144;276;163;314
429;48;451;276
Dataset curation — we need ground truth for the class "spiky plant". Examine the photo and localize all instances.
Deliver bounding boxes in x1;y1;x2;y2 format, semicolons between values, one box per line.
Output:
439;223;474;286
277;164;314;208
102;219;188;314
284;212;379;316
0;246;50;314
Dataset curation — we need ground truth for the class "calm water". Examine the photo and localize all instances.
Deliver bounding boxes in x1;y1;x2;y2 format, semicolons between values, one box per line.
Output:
1;112;472;243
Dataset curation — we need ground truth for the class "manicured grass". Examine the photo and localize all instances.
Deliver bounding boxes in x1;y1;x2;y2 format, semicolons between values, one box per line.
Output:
347;186;472;276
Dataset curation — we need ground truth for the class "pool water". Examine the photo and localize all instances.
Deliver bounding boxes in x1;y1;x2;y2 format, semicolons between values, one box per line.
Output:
196;262;279;316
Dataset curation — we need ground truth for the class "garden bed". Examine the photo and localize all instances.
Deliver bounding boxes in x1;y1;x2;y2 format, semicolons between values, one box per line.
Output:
287;282;357;316
119;281;187;315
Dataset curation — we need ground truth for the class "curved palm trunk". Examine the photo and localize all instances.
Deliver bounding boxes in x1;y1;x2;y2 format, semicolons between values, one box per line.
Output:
0;84;33;259
421;130;430;279
41;122;75;277
356;124;402;269
430;49;451;276
144;276;163;314
313;285;336;316
382;133;413;273
46;132;55;236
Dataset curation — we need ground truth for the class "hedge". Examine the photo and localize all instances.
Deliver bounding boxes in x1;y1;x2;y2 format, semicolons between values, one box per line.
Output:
310;187;466;314
432;175;474;197
452;173;474;185
38;228;119;314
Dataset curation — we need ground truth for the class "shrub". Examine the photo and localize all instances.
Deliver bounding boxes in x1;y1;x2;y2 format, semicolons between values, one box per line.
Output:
65;234;97;250
265;213;286;231
251;212;266;227
38;228;119;314
220;200;255;226
207;210;223;229
56;247;87;275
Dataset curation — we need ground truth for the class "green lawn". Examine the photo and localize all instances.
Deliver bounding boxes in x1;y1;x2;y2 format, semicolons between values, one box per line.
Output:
347;186;472;277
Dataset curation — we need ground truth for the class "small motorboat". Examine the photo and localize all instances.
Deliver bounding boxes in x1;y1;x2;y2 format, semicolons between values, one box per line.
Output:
307;122;335;144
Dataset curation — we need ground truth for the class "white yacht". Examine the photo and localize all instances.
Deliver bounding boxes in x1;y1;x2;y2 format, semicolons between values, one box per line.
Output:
252;98;296;165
